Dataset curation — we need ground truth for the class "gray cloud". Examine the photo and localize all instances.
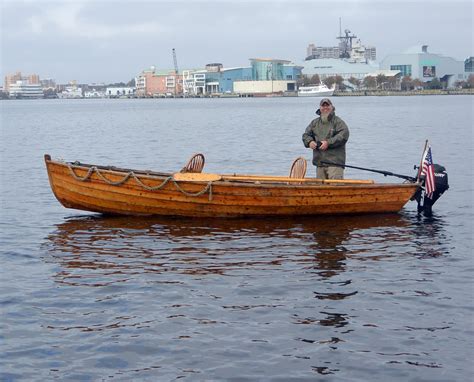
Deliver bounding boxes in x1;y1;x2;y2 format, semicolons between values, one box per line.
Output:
1;0;472;84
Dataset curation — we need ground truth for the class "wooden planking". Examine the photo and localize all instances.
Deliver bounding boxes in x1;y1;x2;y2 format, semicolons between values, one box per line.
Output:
51;160;413;193
50;163;416;204
53;182;408;217
173;172;222;182
45;157;419;217
51;173;414;216
50;165;416;207
51;160;414;195
50;161;414;196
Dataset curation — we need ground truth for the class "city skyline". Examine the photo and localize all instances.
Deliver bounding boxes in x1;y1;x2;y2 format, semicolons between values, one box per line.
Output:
1;0;473;84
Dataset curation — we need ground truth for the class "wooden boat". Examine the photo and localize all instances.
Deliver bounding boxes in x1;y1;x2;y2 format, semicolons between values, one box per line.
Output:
44;154;421;217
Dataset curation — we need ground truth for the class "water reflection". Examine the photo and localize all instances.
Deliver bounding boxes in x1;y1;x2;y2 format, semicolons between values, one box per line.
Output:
307;225;351;279
42;213;420;286
411;214;452;259
39;214;453;380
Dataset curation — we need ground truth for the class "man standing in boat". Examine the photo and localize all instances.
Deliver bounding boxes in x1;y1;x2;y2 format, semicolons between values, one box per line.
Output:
302;98;350;179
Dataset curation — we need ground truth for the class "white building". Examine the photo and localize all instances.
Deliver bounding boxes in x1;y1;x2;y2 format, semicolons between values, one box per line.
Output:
379;45;465;87
58;86;83;98
106;87;134;97
84;90;106;98
182;70;207;96
233;80;295;94
300;58;378;80
8;81;43;99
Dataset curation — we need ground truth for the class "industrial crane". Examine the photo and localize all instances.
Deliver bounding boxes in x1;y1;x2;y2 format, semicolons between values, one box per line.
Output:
172;48;179;96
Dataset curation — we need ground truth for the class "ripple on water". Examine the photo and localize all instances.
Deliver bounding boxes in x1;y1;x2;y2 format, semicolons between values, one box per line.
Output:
2;97;473;380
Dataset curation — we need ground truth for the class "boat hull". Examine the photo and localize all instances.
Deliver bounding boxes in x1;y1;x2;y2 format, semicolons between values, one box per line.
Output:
298;90;335;97
45;155;420;217
298;85;335;97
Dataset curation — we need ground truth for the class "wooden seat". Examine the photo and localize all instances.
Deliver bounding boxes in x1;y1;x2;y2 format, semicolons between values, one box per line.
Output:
289;157;307;179
180;153;205;173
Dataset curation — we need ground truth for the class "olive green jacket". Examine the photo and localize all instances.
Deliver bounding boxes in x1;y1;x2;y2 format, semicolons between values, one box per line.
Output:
302;113;350;167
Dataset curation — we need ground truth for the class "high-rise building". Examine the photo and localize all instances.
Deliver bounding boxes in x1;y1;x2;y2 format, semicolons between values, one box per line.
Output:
4;72;22;91
4;72;41;91
306;44;340;60
27;74;40;84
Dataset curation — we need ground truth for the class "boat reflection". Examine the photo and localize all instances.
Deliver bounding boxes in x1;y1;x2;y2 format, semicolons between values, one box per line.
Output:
43;213;416;286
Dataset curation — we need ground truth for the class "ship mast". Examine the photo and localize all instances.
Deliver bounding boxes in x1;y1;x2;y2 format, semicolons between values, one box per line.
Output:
337;19;357;59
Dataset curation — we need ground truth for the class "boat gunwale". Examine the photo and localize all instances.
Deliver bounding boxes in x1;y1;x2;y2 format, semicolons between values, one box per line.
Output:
45;156;421;190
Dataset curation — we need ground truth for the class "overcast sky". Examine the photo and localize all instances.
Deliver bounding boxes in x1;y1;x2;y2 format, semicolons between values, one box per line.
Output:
1;0;472;84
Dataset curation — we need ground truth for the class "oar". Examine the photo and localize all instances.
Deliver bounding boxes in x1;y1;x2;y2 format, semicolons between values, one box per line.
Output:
320;161;417;182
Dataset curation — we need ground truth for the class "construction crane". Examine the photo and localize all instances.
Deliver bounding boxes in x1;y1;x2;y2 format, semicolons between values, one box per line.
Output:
172;48;179;96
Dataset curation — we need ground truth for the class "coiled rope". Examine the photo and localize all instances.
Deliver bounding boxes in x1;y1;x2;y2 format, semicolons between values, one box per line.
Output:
67;164;213;200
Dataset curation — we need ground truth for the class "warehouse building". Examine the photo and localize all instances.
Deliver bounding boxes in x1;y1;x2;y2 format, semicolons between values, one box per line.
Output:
299;58;378;80
181;59;302;96
379;45;465;88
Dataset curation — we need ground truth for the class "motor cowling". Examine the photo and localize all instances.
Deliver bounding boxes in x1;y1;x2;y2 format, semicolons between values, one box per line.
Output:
416;164;449;216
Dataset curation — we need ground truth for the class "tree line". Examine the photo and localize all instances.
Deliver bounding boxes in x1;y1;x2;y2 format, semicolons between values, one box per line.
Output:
297;73;474;91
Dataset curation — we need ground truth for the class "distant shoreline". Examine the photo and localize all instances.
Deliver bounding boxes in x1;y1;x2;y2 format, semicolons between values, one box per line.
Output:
1;88;473;100
333;89;474;97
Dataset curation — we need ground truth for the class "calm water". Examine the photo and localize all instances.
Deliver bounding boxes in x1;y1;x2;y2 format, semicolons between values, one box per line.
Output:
1;96;473;381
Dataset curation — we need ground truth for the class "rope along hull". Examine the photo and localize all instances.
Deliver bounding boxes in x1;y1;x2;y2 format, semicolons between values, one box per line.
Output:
44;155;420;217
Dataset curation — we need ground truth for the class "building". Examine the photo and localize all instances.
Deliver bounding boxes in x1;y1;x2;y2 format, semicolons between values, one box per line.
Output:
84;90;106;98
363;69;402;90
232;58;302;95
138;59;302;97
379;45;465;88
184;65;252;96
4;72;40;92
465;57;473;73
249;58;290;80
106;87;134;97
8;81;43;99
57;82;83;98
306;44;340;60
299;58;378;81
4;72;22;91
181;59;302;96
135;67;183;97
137;64;248;97
40;78;56;89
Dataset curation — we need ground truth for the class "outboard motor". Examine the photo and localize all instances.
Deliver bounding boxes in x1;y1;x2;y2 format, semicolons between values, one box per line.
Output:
415;164;449;216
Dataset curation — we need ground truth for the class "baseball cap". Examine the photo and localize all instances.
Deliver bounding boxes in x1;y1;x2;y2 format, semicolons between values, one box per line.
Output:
320;98;332;106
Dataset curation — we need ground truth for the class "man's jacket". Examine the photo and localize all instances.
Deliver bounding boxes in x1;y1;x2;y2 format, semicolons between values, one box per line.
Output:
302;113;350;167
